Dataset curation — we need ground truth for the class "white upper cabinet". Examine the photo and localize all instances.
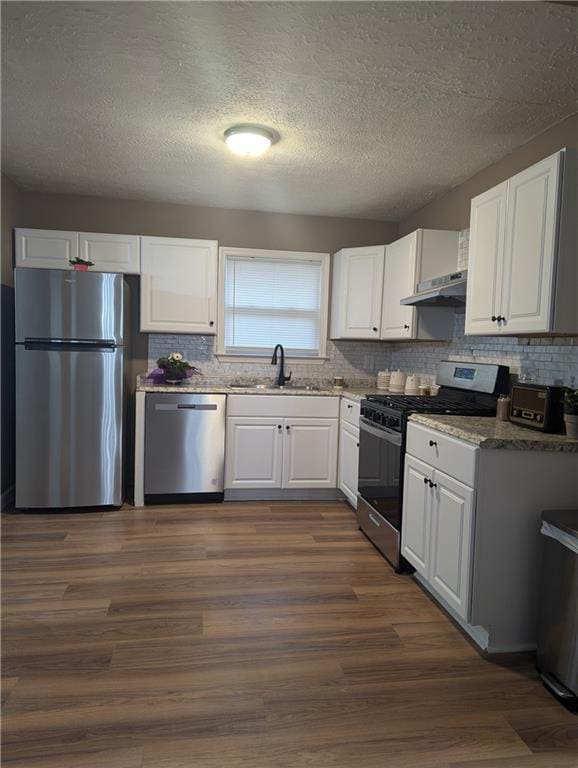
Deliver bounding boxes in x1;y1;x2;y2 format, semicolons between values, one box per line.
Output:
380;233;417;339
501;154;561;334
15;229;140;273
15;229;78;269
466;149;576;335
465;183;508;335
140;236;218;334
330;246;385;339
380;229;458;341
78;232;140;274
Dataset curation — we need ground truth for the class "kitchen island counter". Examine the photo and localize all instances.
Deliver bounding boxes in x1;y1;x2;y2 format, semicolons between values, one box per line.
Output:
409;413;578;452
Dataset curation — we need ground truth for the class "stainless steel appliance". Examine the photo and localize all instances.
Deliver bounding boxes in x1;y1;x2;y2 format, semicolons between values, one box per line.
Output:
144;393;226;502
357;361;509;572
401;270;467;307
510;383;565;433
15;268;126;509
537;509;578;705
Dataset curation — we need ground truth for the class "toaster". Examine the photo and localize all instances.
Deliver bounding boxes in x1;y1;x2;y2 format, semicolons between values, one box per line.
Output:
510;383;565;433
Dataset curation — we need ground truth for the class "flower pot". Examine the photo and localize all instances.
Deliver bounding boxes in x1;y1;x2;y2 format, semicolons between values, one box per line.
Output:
564;413;578;439
73;263;89;272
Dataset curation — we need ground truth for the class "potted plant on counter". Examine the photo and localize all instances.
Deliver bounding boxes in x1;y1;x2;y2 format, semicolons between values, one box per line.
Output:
69;257;94;272
156;352;195;384
563;388;578;439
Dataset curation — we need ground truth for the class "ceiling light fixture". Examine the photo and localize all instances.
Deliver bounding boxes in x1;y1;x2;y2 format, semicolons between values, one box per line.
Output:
224;125;275;157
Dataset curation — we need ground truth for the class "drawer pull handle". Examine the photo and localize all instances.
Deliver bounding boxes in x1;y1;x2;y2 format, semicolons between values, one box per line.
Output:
368;512;381;527
428;440;437;447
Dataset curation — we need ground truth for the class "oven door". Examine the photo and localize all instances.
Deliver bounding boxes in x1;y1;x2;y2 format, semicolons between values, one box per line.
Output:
358;417;402;529
357;417;405;570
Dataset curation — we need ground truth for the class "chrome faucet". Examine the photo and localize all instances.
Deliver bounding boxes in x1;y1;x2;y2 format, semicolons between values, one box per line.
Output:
271;344;292;387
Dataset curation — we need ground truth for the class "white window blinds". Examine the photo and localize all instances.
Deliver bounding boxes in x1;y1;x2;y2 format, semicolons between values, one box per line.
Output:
223;253;325;357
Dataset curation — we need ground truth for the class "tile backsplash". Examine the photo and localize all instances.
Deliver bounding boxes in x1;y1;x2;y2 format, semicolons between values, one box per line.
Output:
147;319;578;388
147;335;391;386
386;312;578;387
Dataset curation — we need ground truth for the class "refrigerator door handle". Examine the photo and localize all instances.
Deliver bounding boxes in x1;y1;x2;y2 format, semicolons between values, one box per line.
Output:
23;338;117;351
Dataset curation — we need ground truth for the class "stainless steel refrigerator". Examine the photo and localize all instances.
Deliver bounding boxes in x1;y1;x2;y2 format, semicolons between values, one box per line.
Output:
15;268;126;508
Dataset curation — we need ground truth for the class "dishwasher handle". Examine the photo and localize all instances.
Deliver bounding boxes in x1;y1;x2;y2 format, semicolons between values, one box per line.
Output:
155;403;219;411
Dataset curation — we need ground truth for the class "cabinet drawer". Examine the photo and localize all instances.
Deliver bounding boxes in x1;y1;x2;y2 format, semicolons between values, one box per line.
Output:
227;395;339;419
406;422;478;487
340;397;360;427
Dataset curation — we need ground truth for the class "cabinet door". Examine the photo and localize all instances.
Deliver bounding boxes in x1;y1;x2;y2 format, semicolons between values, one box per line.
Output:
401;454;432;576
225;418;283;488
283;418;338;488
78;232;140;274
334;247;384;338
140;237;218;334
465;182;508;335
429;469;474;620
15;228;78;269
501;152;561;334
380;232;417;339
338;422;359;507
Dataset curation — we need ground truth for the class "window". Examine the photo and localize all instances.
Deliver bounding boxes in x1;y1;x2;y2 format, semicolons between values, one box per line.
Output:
218;247;330;358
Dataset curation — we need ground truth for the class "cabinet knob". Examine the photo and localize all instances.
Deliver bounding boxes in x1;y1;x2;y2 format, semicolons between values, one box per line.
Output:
497;315;505;322
372;327;378;332
277;424;282;430
491;316;497;322
356;443;359;448
428;440;437;447
403;324;410;330
423;477;429;485
286;425;291;431
347;404;353;409
429;480;437;489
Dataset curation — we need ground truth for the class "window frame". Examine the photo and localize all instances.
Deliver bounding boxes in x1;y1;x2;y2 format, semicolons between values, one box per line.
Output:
216;246;330;361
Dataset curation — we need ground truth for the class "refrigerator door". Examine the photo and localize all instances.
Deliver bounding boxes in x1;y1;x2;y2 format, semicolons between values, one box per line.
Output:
15;268;124;344
15;345;123;508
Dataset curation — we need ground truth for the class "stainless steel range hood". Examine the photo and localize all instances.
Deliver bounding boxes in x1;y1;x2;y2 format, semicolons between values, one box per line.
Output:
400;270;467;307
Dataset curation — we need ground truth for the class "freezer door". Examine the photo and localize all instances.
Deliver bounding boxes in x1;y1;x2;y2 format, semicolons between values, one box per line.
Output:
15;268;124;344
145;394;226;494
15;345;123;508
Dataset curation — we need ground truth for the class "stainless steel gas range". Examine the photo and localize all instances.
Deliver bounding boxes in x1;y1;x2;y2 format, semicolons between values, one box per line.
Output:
357;361;509;572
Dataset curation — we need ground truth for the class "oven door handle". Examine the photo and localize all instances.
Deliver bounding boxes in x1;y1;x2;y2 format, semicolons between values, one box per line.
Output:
360;417;402;446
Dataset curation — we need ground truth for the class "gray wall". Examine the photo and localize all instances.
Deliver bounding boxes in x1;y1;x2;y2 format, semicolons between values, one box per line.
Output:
1;175;26;504
400;113;578;234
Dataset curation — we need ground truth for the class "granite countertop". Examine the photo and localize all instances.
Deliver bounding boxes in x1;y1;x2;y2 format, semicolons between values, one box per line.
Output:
136;376;384;400
409;414;578;453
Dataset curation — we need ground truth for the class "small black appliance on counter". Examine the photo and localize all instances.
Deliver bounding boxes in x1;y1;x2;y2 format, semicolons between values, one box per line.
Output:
510;383;566;433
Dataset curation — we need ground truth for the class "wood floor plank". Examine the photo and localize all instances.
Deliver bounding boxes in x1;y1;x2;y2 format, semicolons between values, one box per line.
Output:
2;501;570;768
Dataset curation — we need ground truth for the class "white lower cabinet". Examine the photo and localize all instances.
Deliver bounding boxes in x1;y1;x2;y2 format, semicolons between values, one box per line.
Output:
428;470;474;619
402;421;578;652
225;418;283;488
283;419;338;488
402;454;474;620
401;455;432;577
225;397;339;491
338;421;359;507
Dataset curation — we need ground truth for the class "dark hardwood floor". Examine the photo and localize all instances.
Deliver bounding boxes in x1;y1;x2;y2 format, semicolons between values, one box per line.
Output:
2;501;576;767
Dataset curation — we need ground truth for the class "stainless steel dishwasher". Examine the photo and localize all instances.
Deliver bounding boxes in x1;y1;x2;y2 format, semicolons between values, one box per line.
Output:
144;393;226;502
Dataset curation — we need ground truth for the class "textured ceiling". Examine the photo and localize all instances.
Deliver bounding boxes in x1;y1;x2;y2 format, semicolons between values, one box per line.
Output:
2;2;577;220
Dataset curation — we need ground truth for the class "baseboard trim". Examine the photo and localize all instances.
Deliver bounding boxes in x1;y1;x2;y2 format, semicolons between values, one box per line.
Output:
224;488;345;502
1;484;15;511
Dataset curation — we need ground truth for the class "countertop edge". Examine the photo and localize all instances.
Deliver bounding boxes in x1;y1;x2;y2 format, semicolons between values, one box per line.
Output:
408;414;578;453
